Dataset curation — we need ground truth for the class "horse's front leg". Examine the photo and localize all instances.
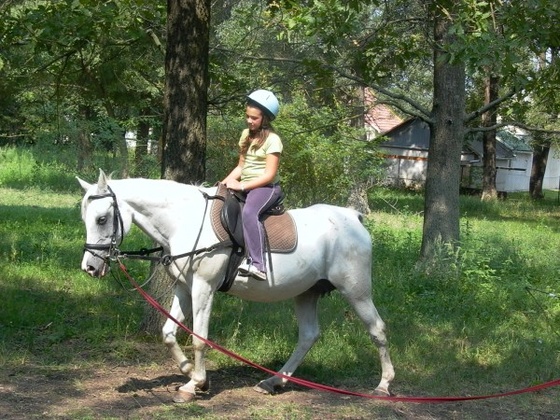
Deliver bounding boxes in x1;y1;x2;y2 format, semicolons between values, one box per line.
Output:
163;283;194;375
173;277;215;403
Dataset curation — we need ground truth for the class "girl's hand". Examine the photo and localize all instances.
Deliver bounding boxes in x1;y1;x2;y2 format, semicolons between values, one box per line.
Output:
225;179;243;191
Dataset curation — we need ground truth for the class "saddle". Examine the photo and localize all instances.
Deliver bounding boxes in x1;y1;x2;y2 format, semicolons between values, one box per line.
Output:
210;183;298;291
211;183;297;252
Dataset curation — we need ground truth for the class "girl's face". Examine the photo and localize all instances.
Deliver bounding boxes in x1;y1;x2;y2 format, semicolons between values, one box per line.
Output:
246;105;263;131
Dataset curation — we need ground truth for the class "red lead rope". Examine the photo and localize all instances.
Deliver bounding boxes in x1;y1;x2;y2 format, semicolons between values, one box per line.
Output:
118;260;560;404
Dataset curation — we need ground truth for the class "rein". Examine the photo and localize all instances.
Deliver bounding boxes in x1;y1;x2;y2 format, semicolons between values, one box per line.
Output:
119;241;233;266
83;187;233;267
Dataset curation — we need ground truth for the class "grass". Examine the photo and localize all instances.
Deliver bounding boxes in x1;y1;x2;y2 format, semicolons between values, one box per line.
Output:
1;145;560;417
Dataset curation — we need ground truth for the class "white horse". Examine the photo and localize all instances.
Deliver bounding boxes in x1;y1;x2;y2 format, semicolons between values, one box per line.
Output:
78;170;394;403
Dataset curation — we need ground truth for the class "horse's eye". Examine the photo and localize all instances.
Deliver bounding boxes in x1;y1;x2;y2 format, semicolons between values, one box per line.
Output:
97;216;108;225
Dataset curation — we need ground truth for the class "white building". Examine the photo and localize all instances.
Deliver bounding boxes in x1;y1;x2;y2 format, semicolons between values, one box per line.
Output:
380;118;560;193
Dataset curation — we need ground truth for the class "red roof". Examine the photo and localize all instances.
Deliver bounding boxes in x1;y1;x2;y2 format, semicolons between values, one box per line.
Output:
364;90;403;134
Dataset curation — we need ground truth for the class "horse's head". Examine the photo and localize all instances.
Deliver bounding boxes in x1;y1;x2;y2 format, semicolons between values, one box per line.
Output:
77;170;132;277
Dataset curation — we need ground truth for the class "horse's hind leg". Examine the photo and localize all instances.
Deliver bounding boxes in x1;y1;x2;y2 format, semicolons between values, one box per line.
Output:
346;294;394;395
254;291;321;395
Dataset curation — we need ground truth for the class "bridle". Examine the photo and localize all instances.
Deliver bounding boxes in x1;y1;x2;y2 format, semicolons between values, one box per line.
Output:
83;185;124;263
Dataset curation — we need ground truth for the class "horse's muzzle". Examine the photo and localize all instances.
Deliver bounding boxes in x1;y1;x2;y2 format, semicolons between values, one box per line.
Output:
83;262;108;278
81;249;109;277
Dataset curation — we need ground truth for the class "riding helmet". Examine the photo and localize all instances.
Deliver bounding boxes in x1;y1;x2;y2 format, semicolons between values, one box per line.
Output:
247;89;280;120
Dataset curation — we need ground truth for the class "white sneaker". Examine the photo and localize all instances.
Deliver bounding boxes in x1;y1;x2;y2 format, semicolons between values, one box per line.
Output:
238;262;251;277
247;266;267;281
238;263;266;281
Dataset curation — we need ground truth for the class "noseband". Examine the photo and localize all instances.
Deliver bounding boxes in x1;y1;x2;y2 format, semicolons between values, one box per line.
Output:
83;186;124;262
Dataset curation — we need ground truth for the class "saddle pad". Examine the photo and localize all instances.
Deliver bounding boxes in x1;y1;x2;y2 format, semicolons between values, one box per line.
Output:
210;184;298;253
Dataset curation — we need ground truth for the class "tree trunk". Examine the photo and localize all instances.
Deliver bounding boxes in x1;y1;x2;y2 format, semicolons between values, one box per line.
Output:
139;264;177;334
161;0;210;184
529;49;557;200
116;133;129;178
346;86;371;214
102;99;129;178
420;3;465;262
141;0;211;336
481;73;499;201
347;184;371;215
530;142;550;200
76;105;93;172
134;108;150;177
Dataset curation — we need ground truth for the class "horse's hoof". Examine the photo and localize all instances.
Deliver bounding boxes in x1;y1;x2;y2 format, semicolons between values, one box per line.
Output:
173;390;196;403
373;387;392;397
253;380;275;395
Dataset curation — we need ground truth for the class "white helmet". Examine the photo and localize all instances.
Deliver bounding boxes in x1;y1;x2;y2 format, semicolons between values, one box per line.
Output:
247;89;280;120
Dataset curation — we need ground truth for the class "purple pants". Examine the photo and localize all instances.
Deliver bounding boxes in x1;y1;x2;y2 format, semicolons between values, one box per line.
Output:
242;183;282;272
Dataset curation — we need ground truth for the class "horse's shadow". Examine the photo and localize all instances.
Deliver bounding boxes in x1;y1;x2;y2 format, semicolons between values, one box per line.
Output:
116;373;186;393
116;364;298;397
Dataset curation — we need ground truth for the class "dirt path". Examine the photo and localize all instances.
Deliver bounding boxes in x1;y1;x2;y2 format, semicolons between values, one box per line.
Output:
2;355;559;419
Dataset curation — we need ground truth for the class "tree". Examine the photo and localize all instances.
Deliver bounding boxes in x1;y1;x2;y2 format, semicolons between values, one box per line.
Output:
490;2;560;200
142;0;211;335
463;2;560;202
478;7;502;202
420;0;465;261
480;72;499;201
528;50;559;199
274;0;466;261
3;0;560;266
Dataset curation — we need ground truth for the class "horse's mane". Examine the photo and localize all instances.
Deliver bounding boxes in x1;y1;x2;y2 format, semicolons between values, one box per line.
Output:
111;177;210;188
106;178;216;202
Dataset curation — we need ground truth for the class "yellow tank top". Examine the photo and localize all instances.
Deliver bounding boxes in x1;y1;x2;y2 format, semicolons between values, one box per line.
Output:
238;129;283;183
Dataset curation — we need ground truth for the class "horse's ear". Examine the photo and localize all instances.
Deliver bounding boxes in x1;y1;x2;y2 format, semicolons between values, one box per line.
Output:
97;169;109;193
76;176;92;191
